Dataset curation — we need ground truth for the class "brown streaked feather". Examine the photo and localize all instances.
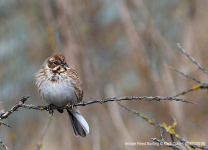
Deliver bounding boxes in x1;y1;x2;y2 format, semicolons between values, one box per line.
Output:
36;53;84;103
52;53;65;61
36;53;89;137
70;79;83;103
68;68;83;102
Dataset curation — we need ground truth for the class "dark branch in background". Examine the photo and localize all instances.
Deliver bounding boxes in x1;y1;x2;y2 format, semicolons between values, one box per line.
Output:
0;96;196;120
118;102;208;150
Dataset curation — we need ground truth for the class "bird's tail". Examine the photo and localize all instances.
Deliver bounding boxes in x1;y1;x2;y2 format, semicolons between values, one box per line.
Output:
67;107;89;137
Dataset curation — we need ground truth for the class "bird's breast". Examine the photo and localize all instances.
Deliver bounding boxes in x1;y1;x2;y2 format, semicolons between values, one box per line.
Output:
39;77;77;106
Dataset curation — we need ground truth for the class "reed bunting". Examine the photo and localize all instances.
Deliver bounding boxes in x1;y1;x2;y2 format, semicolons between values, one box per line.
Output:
36;53;89;137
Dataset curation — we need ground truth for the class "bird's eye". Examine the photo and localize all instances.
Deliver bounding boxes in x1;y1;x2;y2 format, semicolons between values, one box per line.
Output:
53;61;57;65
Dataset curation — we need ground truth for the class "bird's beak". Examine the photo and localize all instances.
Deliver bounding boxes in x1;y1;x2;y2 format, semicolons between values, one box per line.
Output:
61;61;66;66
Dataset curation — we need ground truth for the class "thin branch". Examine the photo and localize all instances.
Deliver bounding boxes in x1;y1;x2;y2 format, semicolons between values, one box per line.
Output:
0;96;30;120
35;117;52;150
0;122;11;128
117;102;158;126
169;113;176;148
118;102;208;150
0;139;9;150
168;46;208;97
166;64;202;84
173;84;208;97
151;138;184;150
173;88;196;97
169;113;177;127
0;96;196;120
168;45;208;97
177;43;208;75
76;96;196;106
159;127;165;141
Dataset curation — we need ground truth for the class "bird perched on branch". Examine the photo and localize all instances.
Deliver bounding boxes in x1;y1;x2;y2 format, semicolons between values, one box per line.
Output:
36;53;89;137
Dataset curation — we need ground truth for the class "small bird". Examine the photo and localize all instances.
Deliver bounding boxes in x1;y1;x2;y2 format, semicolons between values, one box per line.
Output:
36;53;89;137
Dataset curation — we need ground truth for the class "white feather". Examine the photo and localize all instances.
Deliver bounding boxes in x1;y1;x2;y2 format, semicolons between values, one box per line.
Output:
71;108;90;134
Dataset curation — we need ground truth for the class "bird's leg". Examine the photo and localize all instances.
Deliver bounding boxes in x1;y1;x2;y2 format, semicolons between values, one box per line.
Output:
65;101;75;111
69;101;75;111
47;104;55;116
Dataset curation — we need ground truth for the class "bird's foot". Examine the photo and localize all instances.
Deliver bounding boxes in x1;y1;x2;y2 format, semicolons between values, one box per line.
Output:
68;101;75;111
47;104;55;116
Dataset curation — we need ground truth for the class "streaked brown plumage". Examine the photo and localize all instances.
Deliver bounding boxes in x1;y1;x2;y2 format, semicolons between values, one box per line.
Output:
36;53;89;137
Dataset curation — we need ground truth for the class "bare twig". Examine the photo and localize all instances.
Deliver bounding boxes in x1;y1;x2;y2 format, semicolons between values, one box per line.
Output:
35;117;52;150
169;113;176;148
173;84;208;97
0;96;195;121
159;127;165;141
169;113;177;127
76;96;196;106
166;64;202;84
151;138;184;150
118;102;208;150
167;45;208;97
0;96;30;120
0;139;9;150
0;122;11;128
177;43;208;75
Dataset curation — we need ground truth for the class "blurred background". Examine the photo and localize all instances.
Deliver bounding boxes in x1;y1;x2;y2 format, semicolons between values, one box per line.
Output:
0;0;208;150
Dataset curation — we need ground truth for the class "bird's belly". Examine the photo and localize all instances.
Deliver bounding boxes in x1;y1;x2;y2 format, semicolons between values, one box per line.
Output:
40;81;76;106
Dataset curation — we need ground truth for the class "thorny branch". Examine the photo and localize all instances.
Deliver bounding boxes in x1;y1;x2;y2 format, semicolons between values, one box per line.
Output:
0;96;195;120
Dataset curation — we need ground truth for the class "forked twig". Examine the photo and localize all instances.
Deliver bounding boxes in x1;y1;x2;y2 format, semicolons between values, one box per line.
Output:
118;102;208;150
167;44;208;97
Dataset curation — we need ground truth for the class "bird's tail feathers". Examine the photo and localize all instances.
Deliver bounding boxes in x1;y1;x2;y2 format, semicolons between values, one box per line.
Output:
67;107;89;137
